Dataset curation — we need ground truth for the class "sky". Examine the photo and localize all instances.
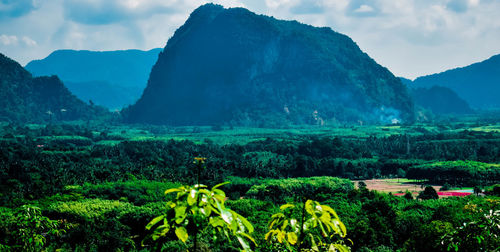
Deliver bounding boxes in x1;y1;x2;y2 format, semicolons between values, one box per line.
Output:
0;0;499;79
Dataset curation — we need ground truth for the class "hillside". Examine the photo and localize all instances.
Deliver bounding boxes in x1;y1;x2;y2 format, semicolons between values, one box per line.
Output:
410;86;473;115
25;48;162;109
411;54;500;109
0;53;107;123
125;4;414;126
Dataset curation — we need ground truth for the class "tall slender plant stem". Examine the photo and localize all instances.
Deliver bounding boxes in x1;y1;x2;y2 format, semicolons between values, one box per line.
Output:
193;160;202;252
298;197;306;251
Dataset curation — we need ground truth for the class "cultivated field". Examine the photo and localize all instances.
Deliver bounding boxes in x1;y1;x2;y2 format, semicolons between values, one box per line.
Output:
355;178;473;197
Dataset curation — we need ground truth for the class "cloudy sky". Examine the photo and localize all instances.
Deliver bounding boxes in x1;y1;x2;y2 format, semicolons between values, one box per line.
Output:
1;0;499;79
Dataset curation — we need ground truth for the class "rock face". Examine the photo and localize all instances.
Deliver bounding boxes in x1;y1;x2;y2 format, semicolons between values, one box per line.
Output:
125;4;414;126
411;54;500;109
0;53;106;123
26;49;162;110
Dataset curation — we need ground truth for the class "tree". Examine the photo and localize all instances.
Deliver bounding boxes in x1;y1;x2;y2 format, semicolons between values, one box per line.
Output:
9;205;65;251
397;169;406;182
145;158;256;251
403;191;413;200
265;199;350;251
473;186;482;196
418;186;438;200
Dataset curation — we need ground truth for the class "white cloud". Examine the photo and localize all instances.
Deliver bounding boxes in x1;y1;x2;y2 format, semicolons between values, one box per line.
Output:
0;0;499;78
353;4;374;13
62;0;179;25
0;34;18;45
22;36;37;47
265;0;293;9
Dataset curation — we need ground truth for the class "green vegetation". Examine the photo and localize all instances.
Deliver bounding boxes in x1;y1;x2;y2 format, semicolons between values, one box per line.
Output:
145;158;256;251
408;161;500;185
0;205;66;251
265;200;348;251
2;5;499;251
418;186;439;200
0;120;498;251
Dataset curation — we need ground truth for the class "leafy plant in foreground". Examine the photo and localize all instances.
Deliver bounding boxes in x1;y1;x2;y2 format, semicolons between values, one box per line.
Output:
441;202;500;252
7;205;66;251
145;157;256;251
265;199;350;251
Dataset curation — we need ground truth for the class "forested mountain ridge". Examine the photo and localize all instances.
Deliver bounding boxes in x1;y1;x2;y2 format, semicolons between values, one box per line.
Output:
25;48;162;109
410;54;500;109
125;4;415;126
0;53;107;122
410;86;473;115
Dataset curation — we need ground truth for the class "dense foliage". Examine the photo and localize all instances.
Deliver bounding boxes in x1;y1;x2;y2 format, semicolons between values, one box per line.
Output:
0;121;498;251
408;161;500;185
125;4;414;126
0;177;498;251
1;123;498;205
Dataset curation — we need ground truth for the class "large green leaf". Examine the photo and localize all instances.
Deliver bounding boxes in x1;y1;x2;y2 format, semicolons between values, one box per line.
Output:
265;230;277;241
187;189;197;206
209;217;225;228
151;225;170;240
237;235;251;251
212;188;226;201
165;188;183;195
175;226;188;243
238;232;257;245
330;243;350;252
174;206;187;224
212;181;230;190
200;205;212;216
305;200;315;215
146;215;164;230
290;218;299;232
221;209;233;224
280;204;295;210
233;212;254;233
287;232;298;245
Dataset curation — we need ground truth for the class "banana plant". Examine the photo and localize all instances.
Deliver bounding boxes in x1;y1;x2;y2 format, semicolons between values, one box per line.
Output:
265;199;350;252
145;157;256;251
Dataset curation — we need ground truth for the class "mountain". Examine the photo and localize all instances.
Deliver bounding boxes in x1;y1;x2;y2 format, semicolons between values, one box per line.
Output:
0;53;107;123
411;54;500;109
125;4;414;126
410;86;473;115
399;77;413;86
25;48;162;110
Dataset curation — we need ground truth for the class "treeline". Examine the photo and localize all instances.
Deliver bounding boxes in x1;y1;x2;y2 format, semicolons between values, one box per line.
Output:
1;124;499;203
408;160;500;185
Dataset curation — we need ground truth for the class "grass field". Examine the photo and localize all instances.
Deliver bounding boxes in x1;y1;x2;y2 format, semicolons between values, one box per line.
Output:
81;121;500;146
355;179;476;197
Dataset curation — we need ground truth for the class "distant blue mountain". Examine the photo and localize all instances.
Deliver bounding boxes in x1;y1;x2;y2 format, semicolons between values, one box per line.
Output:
25;48;162;110
398;77;413;86
410;86;473;115
0;53;108;123
410;54;500;109
399;77;473;115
